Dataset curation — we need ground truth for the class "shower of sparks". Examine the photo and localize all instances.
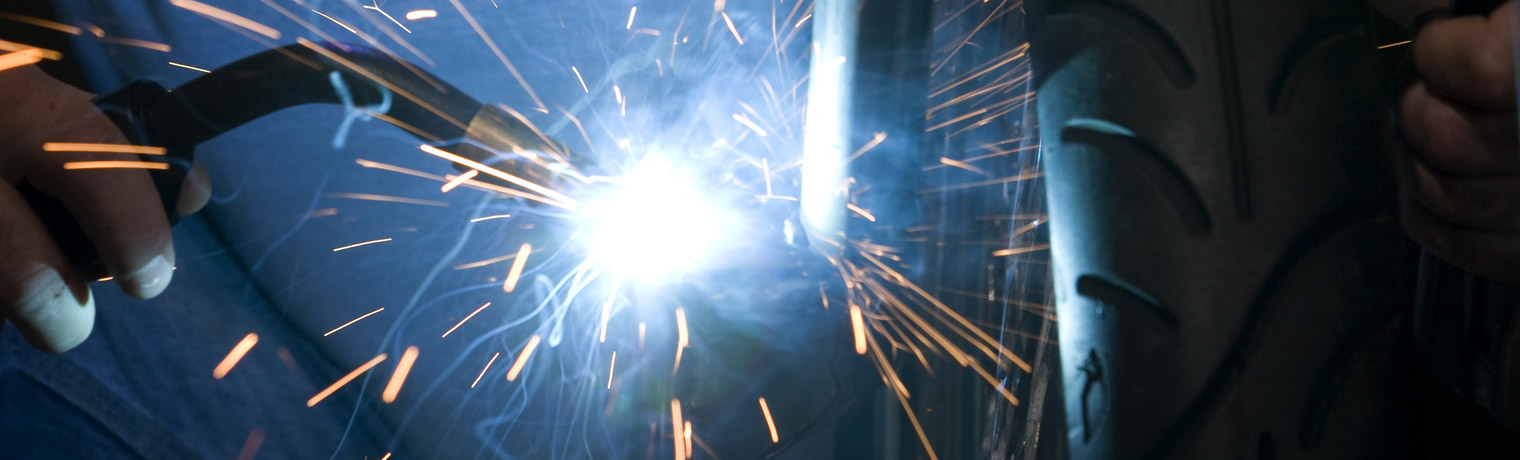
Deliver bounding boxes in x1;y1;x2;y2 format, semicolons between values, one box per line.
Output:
721;12;744;45
44;143;166;155
571;66;589;92
405;9;437;21
626;6;637;29
442;302;492;337
848;304;867;355
62;161;169;170
672;308;689;375
212;333;259;379
502;243;532;292
469;214;511;222
307;353;388;407
168;61;211;73
758;397;778;443
671;399;686;460
382;346;420;403
170;0;281;39
323;307;385;336
471;352;500;388
440;169;479;192
332;237;392;252
505;334;542;382
419;145;575;206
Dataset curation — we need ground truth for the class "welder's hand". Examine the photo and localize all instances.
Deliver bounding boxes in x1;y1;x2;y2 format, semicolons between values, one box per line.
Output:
0;65;211;352
1397;1;1520;284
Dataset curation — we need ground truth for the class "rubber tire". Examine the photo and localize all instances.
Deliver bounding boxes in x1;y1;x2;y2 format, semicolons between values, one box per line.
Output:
1029;1;1419;459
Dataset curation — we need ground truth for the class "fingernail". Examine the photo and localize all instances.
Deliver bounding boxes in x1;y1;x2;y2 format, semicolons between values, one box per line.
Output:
122;255;172;295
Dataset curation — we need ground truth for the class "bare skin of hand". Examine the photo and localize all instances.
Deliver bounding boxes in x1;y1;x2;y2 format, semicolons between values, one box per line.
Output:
0;65;210;352
1399;2;1520;284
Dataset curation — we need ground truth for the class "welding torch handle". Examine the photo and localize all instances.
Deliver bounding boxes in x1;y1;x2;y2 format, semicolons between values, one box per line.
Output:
16;42;483;279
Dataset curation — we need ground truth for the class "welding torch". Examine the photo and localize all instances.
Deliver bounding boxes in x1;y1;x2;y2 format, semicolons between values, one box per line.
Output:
18;41;576;278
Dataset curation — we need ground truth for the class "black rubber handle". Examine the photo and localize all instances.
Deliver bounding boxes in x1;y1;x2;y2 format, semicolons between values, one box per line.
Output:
16;80;190;279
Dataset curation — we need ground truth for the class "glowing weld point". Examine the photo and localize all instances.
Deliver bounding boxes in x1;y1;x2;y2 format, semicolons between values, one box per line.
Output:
671;399;687;460
442;302;491;337
63;161;168;170
759;397;779;443
505;334;541;381
382;346;419;403
849;304;867;355
307;353;387;406
324;307;385;336
333;238;392;252
502;243;531;292
212;333;259;379
441;169;478;192
471;352;500;388
405;9;437;20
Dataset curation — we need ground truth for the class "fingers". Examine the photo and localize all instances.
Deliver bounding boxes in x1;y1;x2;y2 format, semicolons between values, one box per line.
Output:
177;163;212;217
1412;2;1517;111
1404;154;1520;232
1403;192;1520;284
22;108;175;300
1400;82;1520;176
0;180;94;353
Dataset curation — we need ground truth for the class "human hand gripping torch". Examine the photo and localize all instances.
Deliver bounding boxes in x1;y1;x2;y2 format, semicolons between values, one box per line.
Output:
18;41;584;279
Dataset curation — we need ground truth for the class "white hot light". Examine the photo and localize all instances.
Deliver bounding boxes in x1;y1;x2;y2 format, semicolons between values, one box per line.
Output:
581;160;723;279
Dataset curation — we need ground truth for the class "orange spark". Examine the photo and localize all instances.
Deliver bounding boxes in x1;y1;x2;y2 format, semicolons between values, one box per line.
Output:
847;132;889;161
599;277;623;342
571;66;589;92
448;0;546;112
169;62;211;73
332;238;392;252
324;307;385;336
381;346;420;403
684;421;693;459
721;12;744;45
99;37;170;52
758;397;779;443
171;0;282;39
312;9;359;35
846;203;877;222
626;6;637;29
671;399;687;460
502;243;531;292
44;142;166;155
1377;40;1411;49
849;304;867;354
63;161;168;170
329;192;449;207
0;12;81;35
419;145;575;207
938;157;991;176
469;214;511;223
213;333;259;379
307;353;387;406
441;169;479;192
991;244;1050;257
672;307;689;375
0;40;61;60
380;453;392;460
472;352;500;388
234;428;265;460
504;334;541;381
442;302;492;337
405;9;437;20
